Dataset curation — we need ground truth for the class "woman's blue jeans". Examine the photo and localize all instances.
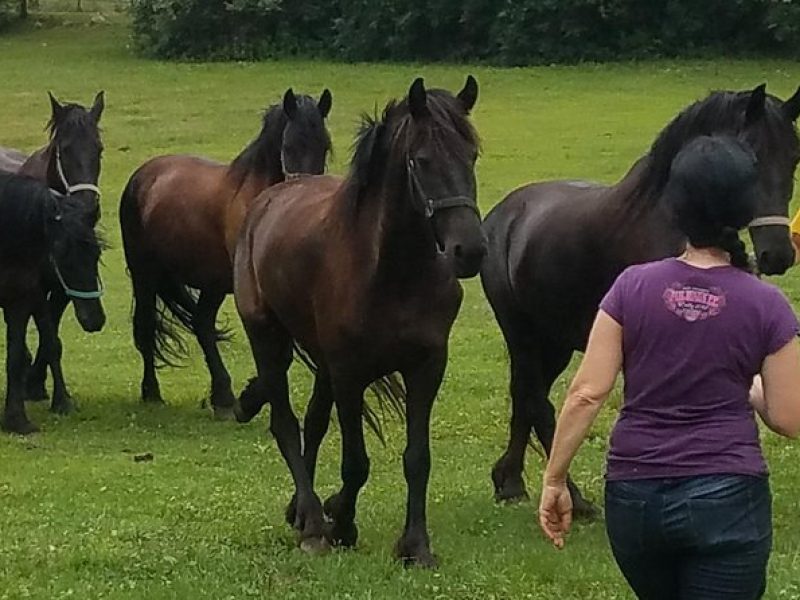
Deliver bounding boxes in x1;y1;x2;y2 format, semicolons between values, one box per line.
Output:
605;474;772;600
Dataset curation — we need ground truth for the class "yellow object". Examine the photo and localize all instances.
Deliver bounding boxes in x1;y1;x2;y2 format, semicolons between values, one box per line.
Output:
791;210;800;264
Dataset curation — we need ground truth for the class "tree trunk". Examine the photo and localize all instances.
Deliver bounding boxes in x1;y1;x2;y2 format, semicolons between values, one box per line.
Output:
19;0;27;19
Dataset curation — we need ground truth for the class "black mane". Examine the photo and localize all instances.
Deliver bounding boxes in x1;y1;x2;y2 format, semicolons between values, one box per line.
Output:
344;89;480;209
0;172;101;259
230;95;332;183
638;90;799;197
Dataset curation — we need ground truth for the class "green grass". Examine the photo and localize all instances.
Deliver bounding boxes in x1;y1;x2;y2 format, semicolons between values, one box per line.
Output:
2;23;800;599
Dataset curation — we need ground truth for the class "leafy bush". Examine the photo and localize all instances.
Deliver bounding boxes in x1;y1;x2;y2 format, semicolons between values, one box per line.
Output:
0;0;19;29
129;0;800;63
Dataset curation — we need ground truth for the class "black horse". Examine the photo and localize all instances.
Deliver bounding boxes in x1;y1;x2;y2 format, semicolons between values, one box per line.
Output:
234;77;484;565
481;84;800;514
0;172;104;434
16;92;105;413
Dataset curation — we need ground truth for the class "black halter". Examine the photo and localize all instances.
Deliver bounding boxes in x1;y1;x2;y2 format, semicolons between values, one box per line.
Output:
406;158;479;219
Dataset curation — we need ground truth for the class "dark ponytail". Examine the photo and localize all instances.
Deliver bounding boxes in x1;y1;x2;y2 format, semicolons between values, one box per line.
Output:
664;135;759;272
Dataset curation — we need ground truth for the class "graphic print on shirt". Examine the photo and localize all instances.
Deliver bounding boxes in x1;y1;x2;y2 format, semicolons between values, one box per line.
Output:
662;283;727;322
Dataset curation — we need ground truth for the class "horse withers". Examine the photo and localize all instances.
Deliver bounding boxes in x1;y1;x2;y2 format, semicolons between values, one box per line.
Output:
481;84;800;515
0;172;104;434
234;76;484;566
119;89;332;419
14;91;106;414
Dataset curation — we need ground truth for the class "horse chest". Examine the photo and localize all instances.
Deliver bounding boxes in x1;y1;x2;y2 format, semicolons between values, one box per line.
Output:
0;260;41;306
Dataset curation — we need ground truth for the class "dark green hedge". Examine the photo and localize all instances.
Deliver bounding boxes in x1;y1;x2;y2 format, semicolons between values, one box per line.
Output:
130;0;800;63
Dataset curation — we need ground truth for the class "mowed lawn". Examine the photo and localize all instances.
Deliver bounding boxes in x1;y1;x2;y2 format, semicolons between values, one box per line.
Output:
2;21;800;600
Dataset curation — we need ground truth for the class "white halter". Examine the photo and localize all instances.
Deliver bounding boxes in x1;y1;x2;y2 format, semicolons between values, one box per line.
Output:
50;146;101;198
748;215;791;228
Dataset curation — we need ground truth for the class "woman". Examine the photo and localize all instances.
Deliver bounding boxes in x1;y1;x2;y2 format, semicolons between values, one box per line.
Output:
538;135;800;599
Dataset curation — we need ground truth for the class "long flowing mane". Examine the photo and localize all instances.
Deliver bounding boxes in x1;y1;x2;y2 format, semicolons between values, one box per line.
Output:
342;90;480;211
635;90;799;199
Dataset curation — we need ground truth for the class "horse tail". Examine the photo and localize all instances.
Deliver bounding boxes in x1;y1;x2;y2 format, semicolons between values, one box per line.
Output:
120;172;231;368
292;343;406;444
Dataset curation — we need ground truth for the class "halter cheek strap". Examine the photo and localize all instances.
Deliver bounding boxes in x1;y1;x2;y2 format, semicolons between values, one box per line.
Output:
748;216;791;228
50;147;101;198
406;158;480;219
49;256;104;300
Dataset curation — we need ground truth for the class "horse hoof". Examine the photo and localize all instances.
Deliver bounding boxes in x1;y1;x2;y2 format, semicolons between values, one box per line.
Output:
394;541;438;569
325;521;358;548
212;405;236;421
300;537;331;556
491;461;530;503
142;395;164;405
234;402;258;424
1;416;40;435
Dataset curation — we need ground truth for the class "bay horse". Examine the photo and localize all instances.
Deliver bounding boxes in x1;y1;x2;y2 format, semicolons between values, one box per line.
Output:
0;172;104;434
233;76;484;566
14;91;106;414
119;89;332;418
481;84;800;515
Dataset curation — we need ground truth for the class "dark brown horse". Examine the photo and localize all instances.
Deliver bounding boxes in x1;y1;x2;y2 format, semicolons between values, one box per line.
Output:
119;89;332;418
12;92;106;414
481;84;800;515
1;172;104;434
233;76;484;566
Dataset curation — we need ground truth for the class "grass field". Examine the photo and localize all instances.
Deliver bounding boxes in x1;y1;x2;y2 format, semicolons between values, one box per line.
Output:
1;21;800;600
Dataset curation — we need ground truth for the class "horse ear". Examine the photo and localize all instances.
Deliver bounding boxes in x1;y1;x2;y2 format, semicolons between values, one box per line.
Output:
318;88;332;119
745;83;767;124
48;91;65;123
783;85;800;122
283;88;298;119
409;77;429;120
90;90;105;123
457;75;478;113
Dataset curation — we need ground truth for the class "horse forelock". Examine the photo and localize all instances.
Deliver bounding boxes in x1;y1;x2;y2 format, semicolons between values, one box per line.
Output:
344;91;479;209
47;103;102;147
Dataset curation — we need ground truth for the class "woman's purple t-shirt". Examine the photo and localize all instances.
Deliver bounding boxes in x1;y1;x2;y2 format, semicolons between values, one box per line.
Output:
600;258;799;481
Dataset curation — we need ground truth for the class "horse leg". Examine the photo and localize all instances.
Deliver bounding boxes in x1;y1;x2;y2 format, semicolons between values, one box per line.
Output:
245;315;327;553
31;302;72;415
322;375;368;548
492;330;542;502
394;351;446;568
533;348;599;519
194;289;235;420
27;290;69;402
131;270;162;403
286;371;334;527
2;306;38;434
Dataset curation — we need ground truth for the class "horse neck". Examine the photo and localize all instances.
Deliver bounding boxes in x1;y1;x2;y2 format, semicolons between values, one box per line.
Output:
601;156;685;263
0;183;47;256
18;145;53;186
359;166;438;279
229;121;285;190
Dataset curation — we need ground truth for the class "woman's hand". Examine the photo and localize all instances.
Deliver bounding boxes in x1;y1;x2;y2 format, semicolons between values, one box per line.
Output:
538;479;573;549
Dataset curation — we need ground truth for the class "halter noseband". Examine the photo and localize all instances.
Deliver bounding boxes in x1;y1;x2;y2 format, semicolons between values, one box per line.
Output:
407;158;479;219
748;216;791;228
49;255;104;300
50;146;101;198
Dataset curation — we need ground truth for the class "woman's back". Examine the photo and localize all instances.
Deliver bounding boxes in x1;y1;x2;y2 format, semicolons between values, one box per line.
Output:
601;258;798;480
